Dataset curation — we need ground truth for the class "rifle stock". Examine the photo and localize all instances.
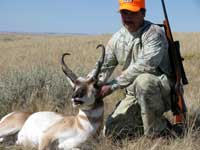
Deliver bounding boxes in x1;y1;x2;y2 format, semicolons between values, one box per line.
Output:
161;0;188;124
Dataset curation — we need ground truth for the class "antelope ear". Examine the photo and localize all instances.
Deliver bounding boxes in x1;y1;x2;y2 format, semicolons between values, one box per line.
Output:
64;74;75;88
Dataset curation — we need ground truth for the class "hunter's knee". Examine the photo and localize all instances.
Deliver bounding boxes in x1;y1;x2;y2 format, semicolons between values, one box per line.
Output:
134;73;160;93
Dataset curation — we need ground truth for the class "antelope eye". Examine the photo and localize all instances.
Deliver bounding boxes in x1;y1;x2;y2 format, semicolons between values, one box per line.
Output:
73;87;87;98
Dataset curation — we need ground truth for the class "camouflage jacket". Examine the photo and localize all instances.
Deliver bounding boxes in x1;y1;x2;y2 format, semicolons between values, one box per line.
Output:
89;20;172;91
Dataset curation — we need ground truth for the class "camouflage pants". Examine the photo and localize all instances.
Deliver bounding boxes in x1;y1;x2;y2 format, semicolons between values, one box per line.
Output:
104;73;172;139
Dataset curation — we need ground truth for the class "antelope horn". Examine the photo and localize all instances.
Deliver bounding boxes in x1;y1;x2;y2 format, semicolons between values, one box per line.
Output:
92;44;105;80
61;53;78;86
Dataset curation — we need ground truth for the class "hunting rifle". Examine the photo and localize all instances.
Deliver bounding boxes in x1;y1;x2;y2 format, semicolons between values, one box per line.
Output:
159;0;188;124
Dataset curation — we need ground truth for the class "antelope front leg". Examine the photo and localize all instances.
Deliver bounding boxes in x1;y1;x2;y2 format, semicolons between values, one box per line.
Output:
39;135;52;150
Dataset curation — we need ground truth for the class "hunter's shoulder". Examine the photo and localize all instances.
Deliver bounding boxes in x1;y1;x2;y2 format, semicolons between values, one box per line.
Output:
108;26;129;46
111;27;128;40
142;21;166;42
144;21;166;37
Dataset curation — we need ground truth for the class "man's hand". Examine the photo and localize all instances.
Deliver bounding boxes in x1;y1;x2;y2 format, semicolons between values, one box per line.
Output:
97;84;113;98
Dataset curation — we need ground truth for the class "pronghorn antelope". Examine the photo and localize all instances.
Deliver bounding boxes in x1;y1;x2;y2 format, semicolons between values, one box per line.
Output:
0;44;105;150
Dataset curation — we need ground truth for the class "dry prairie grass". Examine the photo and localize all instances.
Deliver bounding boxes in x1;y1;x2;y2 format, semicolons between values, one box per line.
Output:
0;32;200;150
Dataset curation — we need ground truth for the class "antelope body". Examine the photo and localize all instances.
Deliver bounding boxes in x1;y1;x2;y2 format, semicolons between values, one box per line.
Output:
0;45;105;150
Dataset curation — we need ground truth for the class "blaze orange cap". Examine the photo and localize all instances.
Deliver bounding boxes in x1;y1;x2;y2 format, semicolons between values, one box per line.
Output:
119;0;145;12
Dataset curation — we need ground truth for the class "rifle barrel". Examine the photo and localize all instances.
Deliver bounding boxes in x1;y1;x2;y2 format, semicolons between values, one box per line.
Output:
161;0;174;42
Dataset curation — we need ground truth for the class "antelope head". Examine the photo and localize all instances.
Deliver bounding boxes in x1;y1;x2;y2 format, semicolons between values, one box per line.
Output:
61;44;105;109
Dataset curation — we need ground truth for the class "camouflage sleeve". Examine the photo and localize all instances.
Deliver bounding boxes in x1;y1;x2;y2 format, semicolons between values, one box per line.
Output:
113;27;168;89
87;38;118;83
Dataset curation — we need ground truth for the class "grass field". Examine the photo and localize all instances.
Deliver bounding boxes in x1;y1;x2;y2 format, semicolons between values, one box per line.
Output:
0;32;200;150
